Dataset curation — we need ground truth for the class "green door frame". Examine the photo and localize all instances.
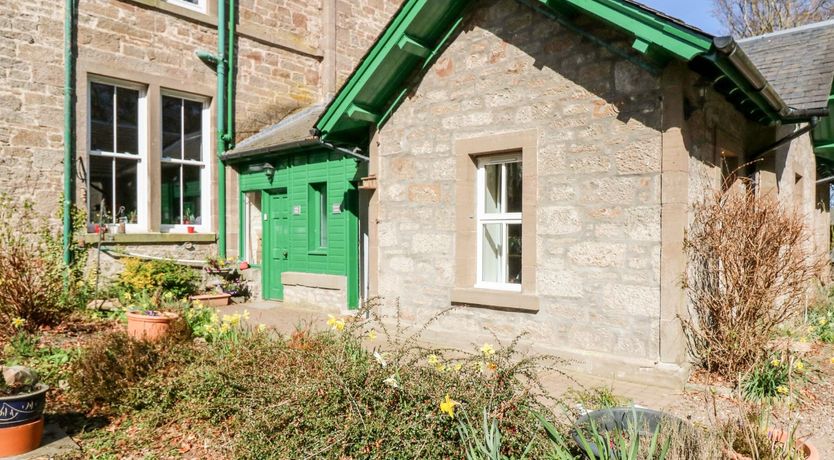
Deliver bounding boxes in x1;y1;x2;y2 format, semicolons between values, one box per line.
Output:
263;187;289;300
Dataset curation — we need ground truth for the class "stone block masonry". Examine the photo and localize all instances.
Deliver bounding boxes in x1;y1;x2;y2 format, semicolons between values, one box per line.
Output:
375;0;668;380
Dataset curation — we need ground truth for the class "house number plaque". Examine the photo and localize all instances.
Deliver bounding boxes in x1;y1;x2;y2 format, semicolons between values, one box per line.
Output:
293;205;301;215
332;203;342;214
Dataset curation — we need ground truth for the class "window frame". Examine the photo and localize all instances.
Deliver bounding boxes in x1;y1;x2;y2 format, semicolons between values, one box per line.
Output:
86;76;149;232
159;89;212;234
165;0;207;13
308;182;328;253
475;154;523;292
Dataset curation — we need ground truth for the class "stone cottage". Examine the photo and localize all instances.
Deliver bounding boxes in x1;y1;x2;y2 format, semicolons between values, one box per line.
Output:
297;0;830;386
0;0;401;274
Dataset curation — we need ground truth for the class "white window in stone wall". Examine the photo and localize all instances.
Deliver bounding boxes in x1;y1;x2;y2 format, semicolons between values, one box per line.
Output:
160;92;211;233
166;0;206;13
476;154;522;291
87;79;148;230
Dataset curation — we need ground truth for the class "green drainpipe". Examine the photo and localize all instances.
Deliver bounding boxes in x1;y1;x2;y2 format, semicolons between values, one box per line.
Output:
63;0;76;265
216;0;228;258
227;0;236;149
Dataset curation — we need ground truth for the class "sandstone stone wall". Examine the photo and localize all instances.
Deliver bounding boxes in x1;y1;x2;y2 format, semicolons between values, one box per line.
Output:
2;0;399;275
374;0;667;375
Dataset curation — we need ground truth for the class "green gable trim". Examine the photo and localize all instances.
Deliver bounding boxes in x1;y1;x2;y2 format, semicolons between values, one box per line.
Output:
315;0;785;145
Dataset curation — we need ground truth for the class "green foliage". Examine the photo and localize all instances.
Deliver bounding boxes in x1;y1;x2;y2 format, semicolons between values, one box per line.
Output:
117;258;199;299
807;302;834;343
720;407;806;460
458;409;538;460
740;352;808;401
0;195;76;334
566;386;629;411
2;331;79;389
78;309;560;459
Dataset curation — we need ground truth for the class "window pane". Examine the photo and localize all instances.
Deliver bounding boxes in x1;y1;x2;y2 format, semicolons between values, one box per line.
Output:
161;163;181;225
89;155;113;223
319;184;327;247
114;158;138;223
244;192;263;264
483;163;501;214
481;223;503;283
507;223;522;284
116;87;139;155
182;165;201;225
183;100;203;161
506;162;522;213
90;83;114;152
161;96;182;159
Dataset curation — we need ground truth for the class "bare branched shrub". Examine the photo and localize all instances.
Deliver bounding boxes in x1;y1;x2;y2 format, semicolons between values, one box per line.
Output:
682;182;825;378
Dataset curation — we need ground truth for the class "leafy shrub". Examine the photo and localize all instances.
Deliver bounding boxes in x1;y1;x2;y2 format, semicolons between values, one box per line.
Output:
807;300;834;343
117;258;199;299
567;386;629;412
80;307;560;459
682;183;825;378
68;331;164;406
740;353;808;401
0;196;73;334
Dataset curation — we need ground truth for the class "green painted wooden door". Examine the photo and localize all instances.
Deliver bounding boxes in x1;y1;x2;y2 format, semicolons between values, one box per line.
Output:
265;188;289;300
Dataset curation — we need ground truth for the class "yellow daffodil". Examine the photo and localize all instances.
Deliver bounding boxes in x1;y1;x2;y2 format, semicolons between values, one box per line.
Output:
808;326;816;333
193;300;203;307
163;291;174;299
480;343;495;357
819;318;828;326
11;317;25;329
453;363;463;372
210;312;220;324
326;315;345;331
124;292;132;300
427;354;440;365
241;310;250;321
800;336;808;343
776;385;789;395
771;359;781;367
440;394;459;418
220;322;231;333
830;357;834;365
256;323;267;333
795;361;805;371
486;362;498;371
434;363;446;372
366;329;378;340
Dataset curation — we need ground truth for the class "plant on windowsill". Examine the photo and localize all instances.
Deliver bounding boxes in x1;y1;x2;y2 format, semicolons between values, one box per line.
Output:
125;290;181;342
0;364;48;457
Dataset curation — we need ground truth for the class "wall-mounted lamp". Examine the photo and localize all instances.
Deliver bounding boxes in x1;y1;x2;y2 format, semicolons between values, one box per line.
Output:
248;162;276;180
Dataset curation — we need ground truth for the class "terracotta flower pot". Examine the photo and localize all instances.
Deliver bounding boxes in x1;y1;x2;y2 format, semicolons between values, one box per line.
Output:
723;429;819;460
0;417;44;457
126;311;179;341
189;292;232;307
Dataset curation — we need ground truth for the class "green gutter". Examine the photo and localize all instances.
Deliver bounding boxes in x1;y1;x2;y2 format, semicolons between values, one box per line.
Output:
216;0;228;258
63;0;77;265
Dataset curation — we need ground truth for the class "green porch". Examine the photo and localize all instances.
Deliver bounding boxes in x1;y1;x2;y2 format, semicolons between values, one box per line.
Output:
232;147;362;309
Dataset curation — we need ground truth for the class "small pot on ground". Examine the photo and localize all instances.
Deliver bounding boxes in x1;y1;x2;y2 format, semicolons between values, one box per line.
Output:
126;310;179;341
0;383;48;457
190;292;232;307
724;429;819;460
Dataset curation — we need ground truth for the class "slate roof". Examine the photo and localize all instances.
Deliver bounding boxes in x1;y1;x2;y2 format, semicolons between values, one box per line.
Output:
740;19;834;112
222;104;326;161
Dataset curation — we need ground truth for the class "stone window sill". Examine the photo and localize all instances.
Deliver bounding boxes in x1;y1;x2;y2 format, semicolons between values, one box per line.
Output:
79;233;217;245
450;287;539;312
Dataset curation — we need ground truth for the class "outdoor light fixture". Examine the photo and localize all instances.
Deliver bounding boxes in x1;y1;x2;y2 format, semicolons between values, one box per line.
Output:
249;162;276;180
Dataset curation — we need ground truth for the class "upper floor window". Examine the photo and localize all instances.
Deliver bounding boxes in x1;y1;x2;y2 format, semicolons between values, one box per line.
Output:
166;0;206;13
160;93;210;232
476;154;522;291
88;80;147;229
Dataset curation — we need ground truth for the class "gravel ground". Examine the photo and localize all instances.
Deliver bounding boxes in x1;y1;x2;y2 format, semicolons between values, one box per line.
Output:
655;343;834;456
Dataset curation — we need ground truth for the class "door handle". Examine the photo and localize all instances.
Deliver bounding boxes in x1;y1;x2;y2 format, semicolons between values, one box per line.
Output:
282;249;288;258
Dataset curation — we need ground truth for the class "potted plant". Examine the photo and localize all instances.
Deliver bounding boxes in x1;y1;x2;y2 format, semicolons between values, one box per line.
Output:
721;408;819;460
125;290;180;341
0;365;48;457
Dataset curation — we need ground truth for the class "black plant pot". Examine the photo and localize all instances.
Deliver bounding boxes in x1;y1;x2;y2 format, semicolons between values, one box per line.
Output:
0;384;48;428
572;407;685;458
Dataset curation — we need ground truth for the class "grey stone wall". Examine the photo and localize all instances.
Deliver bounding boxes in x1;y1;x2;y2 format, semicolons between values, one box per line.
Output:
374;0;666;373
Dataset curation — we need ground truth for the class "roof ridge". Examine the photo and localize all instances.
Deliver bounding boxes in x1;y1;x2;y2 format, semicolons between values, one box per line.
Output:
739;18;834;42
